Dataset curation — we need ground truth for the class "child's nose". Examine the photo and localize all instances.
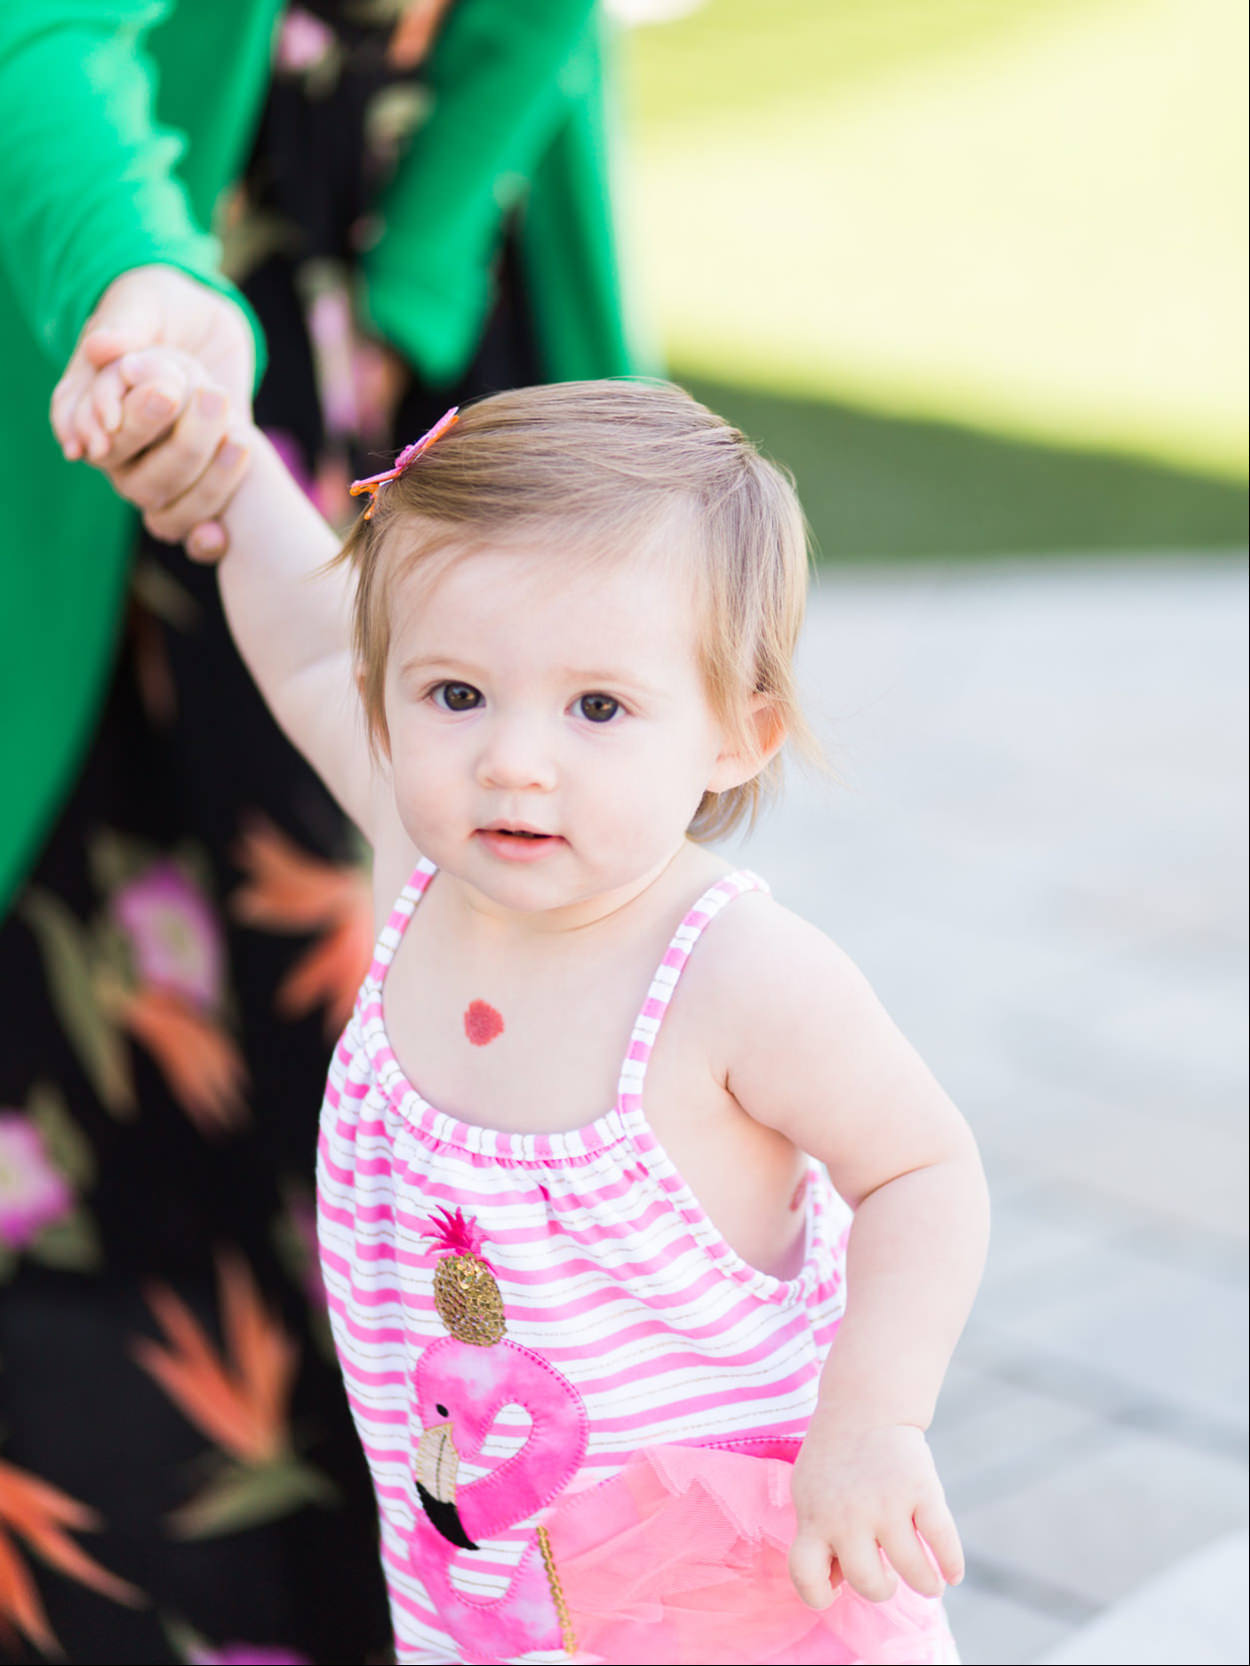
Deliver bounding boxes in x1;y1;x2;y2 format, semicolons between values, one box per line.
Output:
475;716;557;793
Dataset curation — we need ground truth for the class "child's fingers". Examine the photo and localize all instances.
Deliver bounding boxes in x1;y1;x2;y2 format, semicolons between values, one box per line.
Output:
878;1522;944;1599
90;349;206;467
50;375;89;458
51;329;148;460
788;1532;839;1611
114;385;231;518
68;393;113;467
144;438;250;551
83;364;132;461
914;1499;965;1587
116;346;206;393
836;1536;899;1605
86;379;185;470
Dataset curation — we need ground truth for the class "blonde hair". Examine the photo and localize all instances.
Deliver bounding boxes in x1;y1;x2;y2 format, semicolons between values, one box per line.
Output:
335;380;816;842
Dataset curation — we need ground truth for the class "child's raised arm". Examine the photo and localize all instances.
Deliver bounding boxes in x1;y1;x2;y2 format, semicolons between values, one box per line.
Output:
214;428;376;838
97;348;377;838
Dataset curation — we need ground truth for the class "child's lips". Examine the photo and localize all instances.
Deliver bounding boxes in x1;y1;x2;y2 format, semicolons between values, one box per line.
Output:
475;827;565;863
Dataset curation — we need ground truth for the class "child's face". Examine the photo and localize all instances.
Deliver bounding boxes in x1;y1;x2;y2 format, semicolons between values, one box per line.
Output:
381;538;747;917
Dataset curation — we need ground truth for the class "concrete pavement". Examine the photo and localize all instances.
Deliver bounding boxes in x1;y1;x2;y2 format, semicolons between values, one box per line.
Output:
730;555;1248;1665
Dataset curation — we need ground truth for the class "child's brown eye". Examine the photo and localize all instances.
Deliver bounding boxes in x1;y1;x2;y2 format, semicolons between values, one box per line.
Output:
435;682;482;712
577;694;619;724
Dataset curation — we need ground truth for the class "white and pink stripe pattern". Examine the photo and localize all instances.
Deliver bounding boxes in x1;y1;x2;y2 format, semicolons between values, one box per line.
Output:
317;861;849;1664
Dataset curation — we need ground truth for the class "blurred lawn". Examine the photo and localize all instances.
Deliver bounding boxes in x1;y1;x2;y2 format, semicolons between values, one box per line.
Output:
621;0;1248;557
685;375;1247;560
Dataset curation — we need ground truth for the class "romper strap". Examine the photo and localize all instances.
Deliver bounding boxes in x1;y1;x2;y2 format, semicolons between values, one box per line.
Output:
616;869;769;1114
366;856;437;985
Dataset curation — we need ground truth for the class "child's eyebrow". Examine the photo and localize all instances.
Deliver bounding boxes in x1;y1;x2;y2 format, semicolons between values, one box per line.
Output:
396;654;485;678
397;654;660;693
556;666;664;695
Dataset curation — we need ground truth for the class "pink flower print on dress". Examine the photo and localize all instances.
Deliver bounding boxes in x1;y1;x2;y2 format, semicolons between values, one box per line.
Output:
307;287;359;439
275;7;335;73
113;863;223;1010
265;431;316;503
0;1114;72;1249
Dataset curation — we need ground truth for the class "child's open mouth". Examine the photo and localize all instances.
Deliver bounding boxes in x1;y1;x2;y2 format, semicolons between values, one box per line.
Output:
476;826;565;862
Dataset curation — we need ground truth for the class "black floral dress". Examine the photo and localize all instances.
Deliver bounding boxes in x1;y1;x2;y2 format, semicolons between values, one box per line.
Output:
0;6;537;1661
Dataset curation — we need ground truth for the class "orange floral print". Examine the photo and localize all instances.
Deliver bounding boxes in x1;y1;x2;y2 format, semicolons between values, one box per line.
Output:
0;1456;141;1654
119;989;248;1136
136;1253;296;1467
22;842;249;1137
231;818;372;1035
134;1253;334;1537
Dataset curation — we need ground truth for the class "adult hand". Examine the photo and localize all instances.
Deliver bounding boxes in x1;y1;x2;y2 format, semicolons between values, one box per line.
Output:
50;265;255;556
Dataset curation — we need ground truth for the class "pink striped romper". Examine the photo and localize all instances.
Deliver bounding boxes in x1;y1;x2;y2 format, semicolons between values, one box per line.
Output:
317;861;855;1664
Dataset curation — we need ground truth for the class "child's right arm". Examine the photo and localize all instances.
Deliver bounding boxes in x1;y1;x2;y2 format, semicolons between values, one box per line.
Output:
214;427;377;837
99;348;379;838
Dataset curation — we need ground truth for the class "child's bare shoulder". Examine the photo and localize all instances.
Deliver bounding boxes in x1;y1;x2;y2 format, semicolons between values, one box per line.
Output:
691;885;875;1040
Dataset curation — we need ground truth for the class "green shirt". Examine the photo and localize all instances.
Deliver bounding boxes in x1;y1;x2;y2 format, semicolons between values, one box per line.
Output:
0;0;641;909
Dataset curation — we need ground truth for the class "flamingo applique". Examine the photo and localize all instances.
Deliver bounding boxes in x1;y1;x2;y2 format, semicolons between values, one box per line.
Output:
409;1207;588;1661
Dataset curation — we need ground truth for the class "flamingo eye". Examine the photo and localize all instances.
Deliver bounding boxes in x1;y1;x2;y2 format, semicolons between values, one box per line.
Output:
435;1402;448;1417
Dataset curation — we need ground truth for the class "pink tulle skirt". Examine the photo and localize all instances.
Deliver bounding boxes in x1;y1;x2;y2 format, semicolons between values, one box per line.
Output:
542;1443;956;1666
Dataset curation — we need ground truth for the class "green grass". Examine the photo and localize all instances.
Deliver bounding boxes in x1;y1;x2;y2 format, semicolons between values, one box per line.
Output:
622;0;1249;484
685;374;1249;561
622;0;1090;132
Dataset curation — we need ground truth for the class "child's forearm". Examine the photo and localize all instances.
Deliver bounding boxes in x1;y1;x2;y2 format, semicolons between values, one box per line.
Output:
217;429;352;696
814;1143;989;1433
215;429;373;829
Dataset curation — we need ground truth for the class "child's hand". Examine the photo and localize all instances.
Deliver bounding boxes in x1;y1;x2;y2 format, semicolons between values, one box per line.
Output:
66;343;250;558
789;1423;963;1607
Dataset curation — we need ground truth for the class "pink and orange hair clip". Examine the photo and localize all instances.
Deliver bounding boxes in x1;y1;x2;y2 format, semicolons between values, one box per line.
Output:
348;405;460;520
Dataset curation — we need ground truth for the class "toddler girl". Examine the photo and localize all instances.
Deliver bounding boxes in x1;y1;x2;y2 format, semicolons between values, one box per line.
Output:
69;361;988;1665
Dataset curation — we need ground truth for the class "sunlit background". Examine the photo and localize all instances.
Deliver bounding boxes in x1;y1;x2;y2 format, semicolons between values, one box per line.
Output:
619;0;1246;559
617;5;1248;1664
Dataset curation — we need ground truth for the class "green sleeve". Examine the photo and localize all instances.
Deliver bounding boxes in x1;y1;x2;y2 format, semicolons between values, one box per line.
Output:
360;0;596;385
0;0;264;374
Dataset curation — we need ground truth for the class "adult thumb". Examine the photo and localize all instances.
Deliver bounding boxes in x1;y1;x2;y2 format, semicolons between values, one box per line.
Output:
84;269;173;363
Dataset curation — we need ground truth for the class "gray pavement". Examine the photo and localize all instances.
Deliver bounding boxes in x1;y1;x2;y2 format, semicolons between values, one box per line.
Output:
726;555;1249;1665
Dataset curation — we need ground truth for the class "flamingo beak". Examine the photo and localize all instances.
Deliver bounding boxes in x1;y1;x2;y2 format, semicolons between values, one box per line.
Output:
415;1421;479;1550
416;1422;459;1504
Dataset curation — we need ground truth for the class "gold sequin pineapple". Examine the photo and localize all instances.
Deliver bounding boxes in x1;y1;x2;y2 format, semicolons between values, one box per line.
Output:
426;1206;506;1346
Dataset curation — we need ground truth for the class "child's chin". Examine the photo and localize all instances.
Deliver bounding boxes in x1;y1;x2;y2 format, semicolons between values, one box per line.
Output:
462;858;579;912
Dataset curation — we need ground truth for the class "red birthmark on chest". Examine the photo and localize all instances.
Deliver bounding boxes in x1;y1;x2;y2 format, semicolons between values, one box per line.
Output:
463;1000;505;1046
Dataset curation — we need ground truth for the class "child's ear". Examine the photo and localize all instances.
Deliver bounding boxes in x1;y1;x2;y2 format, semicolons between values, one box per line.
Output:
705;697;786;793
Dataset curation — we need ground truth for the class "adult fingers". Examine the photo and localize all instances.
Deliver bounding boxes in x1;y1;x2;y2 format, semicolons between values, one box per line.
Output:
788;1533;838;1611
185;520;228;564
878;1522;944;1599
141;436;250;549
82;325;149;370
915;1499;965;1587
112;385;230;515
